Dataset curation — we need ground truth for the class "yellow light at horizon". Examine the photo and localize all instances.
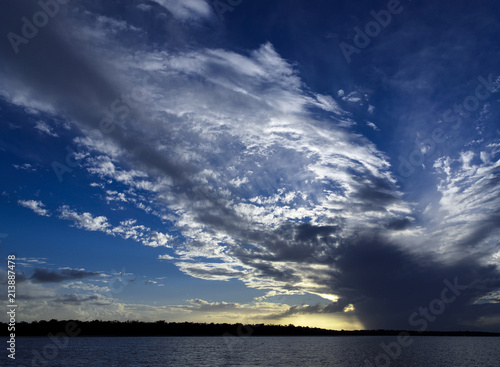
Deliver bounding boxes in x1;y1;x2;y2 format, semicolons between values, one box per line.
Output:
280;313;364;331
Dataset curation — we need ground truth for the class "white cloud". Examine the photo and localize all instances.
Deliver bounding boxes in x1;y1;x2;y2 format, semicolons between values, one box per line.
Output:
57;206;173;248
59;205;110;232
229;176;249;187
144;231;173;247
411;146;500;265
105;190;128;203
16;257;49;267
158;254;175;260
152;0;212;21
12;163;37;171
313;94;346;115
111;219;173;247
34;120;58;137
366;121;379;131
18;200;50;217
342;91;363;104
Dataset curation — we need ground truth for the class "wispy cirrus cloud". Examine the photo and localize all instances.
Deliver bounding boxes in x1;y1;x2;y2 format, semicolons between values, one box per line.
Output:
16;257;49;267
151;0;212;21
428;146;500;264
34;120;59;137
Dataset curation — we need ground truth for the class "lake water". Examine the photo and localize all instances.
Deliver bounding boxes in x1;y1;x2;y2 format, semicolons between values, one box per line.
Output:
10;336;499;366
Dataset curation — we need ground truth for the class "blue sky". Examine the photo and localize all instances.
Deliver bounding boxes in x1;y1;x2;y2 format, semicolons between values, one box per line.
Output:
1;0;500;331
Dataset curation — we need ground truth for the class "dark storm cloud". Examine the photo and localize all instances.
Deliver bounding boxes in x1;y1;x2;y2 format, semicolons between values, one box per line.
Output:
232;226;500;331
455;212;500;252
326;235;500;331
31;268;100;283
264;299;350;320
228;223;341;262
350;174;401;211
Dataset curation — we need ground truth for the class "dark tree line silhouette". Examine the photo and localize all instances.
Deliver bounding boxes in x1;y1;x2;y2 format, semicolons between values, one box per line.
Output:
2;320;499;337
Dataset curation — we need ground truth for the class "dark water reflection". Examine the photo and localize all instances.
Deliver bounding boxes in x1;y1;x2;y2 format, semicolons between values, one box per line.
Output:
11;336;499;366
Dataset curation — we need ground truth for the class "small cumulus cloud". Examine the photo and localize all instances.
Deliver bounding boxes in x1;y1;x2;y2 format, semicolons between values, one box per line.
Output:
59;205;110;231
12;163;37;171
18;200;50;217
366;121;379;131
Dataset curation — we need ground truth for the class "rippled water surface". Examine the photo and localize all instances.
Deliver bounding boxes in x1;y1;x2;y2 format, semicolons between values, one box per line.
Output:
12;336;499;366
